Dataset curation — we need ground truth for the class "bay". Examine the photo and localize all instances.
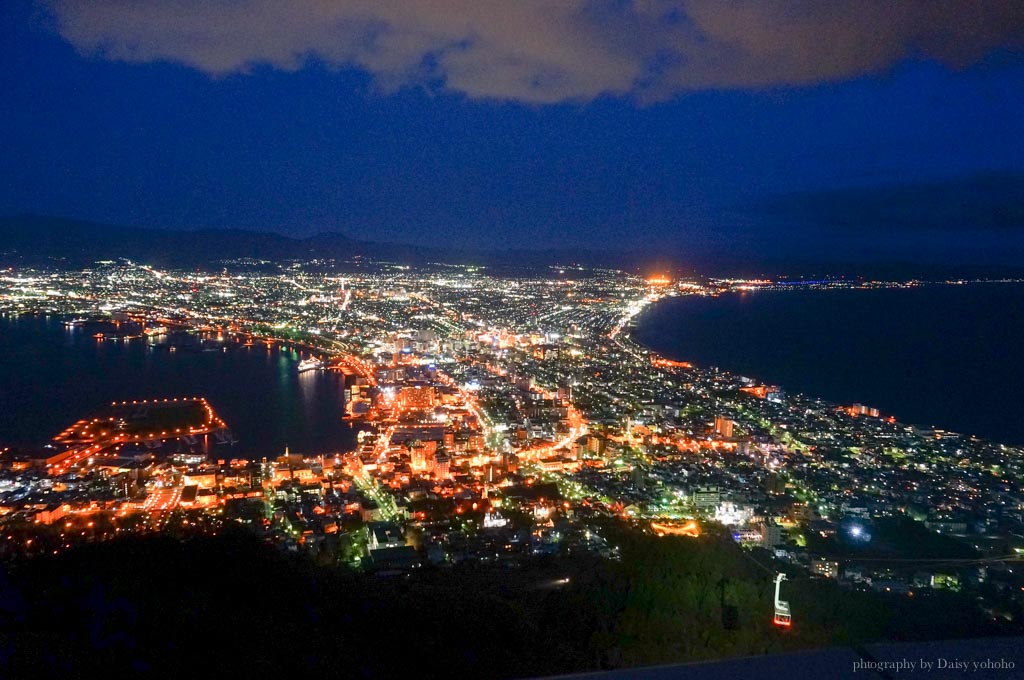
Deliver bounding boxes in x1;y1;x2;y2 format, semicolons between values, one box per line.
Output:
0;315;358;456
632;283;1024;445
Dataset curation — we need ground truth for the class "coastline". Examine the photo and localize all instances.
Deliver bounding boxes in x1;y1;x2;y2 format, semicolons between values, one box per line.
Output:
624;283;1024;446
0;314;361;454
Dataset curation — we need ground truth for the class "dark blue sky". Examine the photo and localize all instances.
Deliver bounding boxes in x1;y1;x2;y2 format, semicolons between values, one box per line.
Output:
2;1;1023;265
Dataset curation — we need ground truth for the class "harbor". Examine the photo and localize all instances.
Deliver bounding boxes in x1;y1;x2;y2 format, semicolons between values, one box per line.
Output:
0;315;361;457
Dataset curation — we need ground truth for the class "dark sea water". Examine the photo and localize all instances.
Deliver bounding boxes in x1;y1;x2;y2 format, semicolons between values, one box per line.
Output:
0;315;359;456
632;283;1024;445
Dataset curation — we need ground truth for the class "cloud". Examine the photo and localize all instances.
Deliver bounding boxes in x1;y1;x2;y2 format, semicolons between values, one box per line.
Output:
48;0;1024;103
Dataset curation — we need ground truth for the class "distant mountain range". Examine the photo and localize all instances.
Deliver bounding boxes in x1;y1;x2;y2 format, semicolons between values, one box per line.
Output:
3;212;1023;279
0;214;626;271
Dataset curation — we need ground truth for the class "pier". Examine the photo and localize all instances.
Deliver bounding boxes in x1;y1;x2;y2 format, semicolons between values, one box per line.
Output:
47;397;228;475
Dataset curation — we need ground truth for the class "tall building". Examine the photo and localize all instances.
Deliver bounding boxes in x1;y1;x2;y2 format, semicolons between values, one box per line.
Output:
409;440;437;471
715;415;734;438
755;522;783;548
434;453;450;480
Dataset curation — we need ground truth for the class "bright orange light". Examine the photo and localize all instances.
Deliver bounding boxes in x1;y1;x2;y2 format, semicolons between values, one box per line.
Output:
650;520;700;537
652;357;692;369
740;385;770;399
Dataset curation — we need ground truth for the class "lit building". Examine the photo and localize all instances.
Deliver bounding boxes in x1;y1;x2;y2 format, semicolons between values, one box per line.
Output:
400;385;437;410
409;440;437;472
810;558;840;579
714;501;753;526
434;453;450;480
366;521;405;551
846;403;881;418
692;487;721;509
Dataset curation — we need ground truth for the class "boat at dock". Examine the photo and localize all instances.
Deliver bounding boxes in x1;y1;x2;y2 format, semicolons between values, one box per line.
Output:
297;358;324;373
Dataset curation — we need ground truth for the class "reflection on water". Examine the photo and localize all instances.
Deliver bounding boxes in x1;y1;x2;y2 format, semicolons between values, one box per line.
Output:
298;368;320;405
0;315;360;456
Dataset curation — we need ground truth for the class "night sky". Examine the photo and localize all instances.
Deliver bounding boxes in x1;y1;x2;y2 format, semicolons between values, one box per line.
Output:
2;1;1023;265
